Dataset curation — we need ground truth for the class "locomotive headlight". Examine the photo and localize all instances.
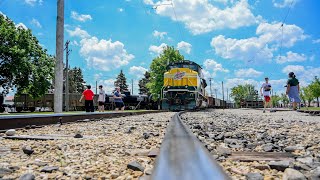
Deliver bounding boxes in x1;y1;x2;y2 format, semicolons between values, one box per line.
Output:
167;86;170;89
185;85;188;88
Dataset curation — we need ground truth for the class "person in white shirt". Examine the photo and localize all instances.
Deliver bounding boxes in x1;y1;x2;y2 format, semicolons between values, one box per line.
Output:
98;85;106;112
260;77;274;113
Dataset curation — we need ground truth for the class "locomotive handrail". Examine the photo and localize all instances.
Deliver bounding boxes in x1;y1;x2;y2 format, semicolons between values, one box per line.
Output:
151;112;230;180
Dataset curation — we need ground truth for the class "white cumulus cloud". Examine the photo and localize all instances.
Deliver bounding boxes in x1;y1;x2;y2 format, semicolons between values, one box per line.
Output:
147;0;260;35
257;22;307;48
149;43;168;55
96;78;116;94
276;51;307;64
204;59;229;73
177;41;192;54
66;27;91;39
211;22;306;63
312;39;320;44
25;0;43;6
71;11;92;22
282;65;305;74
225;78;260;90
31;18;42;28
273;0;298;8
235;68;263;77
80;37;134;71
15;23;28;30
153;30;167;39
129;66;148;78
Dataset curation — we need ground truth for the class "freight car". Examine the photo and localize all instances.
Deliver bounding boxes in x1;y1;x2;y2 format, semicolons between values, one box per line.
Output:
207;97;234;108
0;94;4;113
13;92;157;112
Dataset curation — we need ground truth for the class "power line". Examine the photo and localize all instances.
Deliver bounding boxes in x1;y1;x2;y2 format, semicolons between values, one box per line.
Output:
169;0;184;41
248;0;295;64
151;0;184;41
278;0;295;59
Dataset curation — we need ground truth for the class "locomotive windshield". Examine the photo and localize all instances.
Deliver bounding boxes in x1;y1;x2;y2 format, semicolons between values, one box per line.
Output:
167;60;201;73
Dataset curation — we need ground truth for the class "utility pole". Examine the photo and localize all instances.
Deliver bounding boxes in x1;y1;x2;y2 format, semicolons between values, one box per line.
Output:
54;0;64;113
64;40;71;112
95;81;98;94
214;89;217;99
222;81;224;109
131;79;134;94
227;88;229;101
208;78;213;97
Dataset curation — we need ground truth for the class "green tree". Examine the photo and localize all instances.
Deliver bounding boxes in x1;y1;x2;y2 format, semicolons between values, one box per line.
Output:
271;95;281;107
309;76;320;107
280;93;289;107
230;84;256;107
138;71;150;95
300;91;306;105
147;46;184;100
301;86;314;107
0;14;54;98
63;67;86;93
114;70;128;93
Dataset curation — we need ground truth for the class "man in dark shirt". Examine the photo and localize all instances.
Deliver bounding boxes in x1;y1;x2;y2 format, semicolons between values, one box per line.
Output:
79;85;95;112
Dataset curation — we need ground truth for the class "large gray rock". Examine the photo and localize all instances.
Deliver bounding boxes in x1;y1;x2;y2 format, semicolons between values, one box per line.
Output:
5;129;16;136
246;172;263;180
296;157;313;166
127;161;145;172
0;167;13;178
216;145;232;156
284;146;304;152
262;143;274;152
74;133;83;138
19;173;35;180
283;168;306;180
40;166;59;173
307;167;320;180
22;146;34;155
269;160;290;171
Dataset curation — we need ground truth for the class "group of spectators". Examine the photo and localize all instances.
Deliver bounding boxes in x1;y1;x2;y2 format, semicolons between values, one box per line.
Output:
260;71;301;112
79;85;125;112
79;71;301;113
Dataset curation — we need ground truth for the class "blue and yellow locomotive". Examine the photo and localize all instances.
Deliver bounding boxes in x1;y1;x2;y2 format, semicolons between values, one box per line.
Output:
161;60;208;110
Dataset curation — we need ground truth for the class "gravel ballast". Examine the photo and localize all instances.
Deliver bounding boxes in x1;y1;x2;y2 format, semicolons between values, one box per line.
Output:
0;112;174;179
181;109;320;180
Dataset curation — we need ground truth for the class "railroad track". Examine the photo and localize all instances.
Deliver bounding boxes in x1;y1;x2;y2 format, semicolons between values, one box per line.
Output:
0;110;162;130
297;110;320;116
1;109;319;179
152;111;230;180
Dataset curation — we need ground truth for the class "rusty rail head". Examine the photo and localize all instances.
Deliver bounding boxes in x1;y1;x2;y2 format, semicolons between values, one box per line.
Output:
151;112;230;180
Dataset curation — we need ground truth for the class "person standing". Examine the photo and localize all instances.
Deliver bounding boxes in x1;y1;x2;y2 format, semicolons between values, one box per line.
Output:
260;77;274;113
113;87;125;111
79;85;94;112
98;85;106;112
286;72;301;110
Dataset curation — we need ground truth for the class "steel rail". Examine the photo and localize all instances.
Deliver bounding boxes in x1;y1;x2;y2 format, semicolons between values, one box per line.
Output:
0;111;162;130
151;112;230;180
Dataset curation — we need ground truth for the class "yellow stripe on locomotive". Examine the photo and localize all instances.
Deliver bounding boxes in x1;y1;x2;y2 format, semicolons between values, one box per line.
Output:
164;68;199;88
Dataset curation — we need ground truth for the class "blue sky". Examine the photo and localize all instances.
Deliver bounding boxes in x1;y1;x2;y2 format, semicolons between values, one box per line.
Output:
1;0;319;98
